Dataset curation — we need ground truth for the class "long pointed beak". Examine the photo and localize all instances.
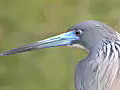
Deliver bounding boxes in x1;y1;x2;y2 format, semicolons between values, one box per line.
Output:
0;31;79;56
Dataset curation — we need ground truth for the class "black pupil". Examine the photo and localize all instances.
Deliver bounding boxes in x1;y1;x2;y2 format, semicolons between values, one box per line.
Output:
75;31;81;36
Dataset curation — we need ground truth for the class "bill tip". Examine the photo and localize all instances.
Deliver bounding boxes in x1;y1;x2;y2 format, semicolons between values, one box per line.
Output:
0;53;6;56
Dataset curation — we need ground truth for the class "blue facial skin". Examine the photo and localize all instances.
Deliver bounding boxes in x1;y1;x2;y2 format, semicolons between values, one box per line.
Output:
37;31;80;48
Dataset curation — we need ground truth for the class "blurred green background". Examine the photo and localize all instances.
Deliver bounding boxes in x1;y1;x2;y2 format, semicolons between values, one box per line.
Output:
0;0;120;90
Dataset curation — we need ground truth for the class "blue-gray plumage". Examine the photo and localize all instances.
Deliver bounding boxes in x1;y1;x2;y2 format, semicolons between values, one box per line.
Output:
1;20;120;90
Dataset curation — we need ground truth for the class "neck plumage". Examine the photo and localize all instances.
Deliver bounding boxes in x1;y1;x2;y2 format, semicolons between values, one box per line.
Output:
85;38;120;90
88;38;120;62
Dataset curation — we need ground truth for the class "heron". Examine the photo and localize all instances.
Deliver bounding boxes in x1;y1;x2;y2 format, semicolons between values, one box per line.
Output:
0;20;120;90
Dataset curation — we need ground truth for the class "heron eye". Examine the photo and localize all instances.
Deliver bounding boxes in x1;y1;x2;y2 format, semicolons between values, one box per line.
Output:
75;30;82;36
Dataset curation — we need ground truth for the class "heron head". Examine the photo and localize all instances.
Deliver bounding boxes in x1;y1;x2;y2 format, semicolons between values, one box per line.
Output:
35;20;115;50
67;20;116;51
0;20;116;56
